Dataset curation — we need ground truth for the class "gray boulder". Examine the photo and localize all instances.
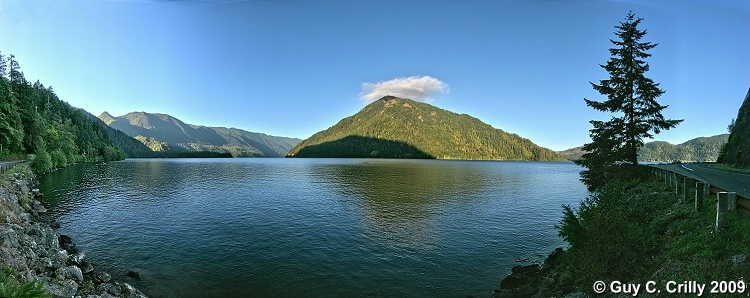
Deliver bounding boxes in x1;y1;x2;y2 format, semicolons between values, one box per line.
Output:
66;265;84;282
70;252;86;265
79;260;94;274
31;201;47;214
45;279;79;298
93;271;112;284
122;282;148;298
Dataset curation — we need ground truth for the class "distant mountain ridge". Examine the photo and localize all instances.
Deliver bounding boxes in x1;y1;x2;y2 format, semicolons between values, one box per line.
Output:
80;110;155;158
287;96;562;160
558;134;729;162
99;111;301;157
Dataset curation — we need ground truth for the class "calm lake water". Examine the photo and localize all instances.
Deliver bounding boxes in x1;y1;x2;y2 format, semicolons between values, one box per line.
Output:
38;158;589;297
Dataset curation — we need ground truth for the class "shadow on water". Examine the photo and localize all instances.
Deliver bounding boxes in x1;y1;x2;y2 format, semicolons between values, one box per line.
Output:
35;159;588;298
308;160;493;249
290;135;434;158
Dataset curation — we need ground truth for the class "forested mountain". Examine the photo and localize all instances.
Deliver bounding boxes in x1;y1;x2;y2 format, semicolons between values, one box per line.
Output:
719;87;750;167
559;134;729;162
80;110;154;158
287;96;562;160
0;52;126;173
99;111;301;157
639;134;728;162
558;146;587;161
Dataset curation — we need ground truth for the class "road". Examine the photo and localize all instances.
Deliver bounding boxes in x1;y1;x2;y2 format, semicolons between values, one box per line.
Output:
651;163;750;199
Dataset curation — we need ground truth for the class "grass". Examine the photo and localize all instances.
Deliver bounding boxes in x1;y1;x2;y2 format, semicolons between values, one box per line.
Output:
0;162;32;179
653;181;750;283
558;174;750;295
709;163;750;175
0;154;28;162
0;268;50;298
0;163;35;207
0;163;35;224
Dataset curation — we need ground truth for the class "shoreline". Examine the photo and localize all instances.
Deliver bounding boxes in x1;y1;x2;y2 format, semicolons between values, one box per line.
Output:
494;175;750;298
494;247;586;298
0;163;149;298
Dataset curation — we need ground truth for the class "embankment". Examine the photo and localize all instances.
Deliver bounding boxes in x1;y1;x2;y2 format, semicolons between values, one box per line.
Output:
0;163;148;298
494;176;750;298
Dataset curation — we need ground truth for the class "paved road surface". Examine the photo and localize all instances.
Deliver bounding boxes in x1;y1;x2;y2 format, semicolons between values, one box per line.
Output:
651;163;750;199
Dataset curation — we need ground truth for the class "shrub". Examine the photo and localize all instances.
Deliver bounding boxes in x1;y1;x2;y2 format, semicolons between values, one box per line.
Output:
0;268;50;298
50;150;67;168
557;179;673;287
31;150;52;174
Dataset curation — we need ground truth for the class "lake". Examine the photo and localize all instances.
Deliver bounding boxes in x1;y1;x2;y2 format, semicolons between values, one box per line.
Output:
38;158;589;297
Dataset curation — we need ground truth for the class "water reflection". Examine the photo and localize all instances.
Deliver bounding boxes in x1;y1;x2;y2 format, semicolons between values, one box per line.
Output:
36;158;589;298
309;160;492;249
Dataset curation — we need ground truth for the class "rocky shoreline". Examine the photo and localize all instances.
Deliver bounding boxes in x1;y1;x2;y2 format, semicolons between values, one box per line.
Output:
494;248;588;298
0;164;149;298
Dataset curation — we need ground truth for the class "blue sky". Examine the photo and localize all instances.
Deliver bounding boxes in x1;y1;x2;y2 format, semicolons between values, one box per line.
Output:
1;0;748;151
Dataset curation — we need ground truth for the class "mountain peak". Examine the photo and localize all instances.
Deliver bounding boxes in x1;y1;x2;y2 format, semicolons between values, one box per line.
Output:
288;99;561;160
98;111;115;125
378;95;399;101
101;111;301;157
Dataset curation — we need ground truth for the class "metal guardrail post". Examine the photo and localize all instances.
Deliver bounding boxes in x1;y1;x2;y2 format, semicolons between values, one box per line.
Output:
728;192;737;212
695;182;704;212
717;192;728;230
683;177;694;204
704;183;710;196
0;161;23;175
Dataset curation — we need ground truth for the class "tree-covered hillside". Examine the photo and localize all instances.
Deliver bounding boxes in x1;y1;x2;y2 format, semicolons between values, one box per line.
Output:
100;111;301;157
638;134;728;162
80;110;154;158
0;52;125;173
557;146;587;161
287;96;562;160
559;134;729;162
719;87;750;167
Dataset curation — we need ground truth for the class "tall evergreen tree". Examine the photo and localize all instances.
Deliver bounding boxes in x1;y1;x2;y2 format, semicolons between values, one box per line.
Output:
8;54;24;83
0;78;24;155
0;52;7;77
576;12;682;190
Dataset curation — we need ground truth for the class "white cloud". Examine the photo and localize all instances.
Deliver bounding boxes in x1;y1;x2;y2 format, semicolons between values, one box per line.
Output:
360;76;449;103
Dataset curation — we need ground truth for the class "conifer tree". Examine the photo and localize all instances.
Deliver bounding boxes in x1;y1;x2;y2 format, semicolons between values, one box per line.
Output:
576;12;682;190
8;54;24;83
0;52;7;77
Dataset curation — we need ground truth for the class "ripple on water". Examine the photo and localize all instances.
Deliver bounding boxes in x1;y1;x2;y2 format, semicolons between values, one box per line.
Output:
39;159;589;298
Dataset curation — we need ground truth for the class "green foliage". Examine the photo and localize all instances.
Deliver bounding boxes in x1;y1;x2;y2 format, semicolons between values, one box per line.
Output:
0;51;126;173
557;179;674;289
0;268;50;298
102;146;125;162
557;170;750;294
31;151;52;174
49;150;67;168
720;88;750;168
638;134;728;162
79;110;154;158
288;96;562;160
577;12;681;190
293;135;433;158
561;134;729;163
0;77;24;157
